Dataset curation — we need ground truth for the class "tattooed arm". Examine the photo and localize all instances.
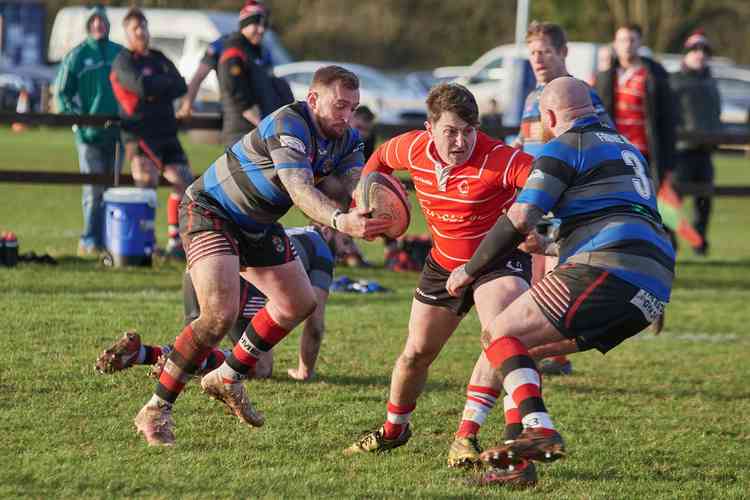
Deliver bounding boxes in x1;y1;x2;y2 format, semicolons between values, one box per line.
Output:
277;167;390;239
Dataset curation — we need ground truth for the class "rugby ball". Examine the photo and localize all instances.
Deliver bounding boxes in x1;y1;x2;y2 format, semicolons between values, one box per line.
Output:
355;172;411;238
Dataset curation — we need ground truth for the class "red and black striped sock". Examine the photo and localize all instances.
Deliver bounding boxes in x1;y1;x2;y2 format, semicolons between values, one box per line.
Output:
502;393;523;440
154;325;213;404
218;308;288;383
456;385;499;438
485;336;555;431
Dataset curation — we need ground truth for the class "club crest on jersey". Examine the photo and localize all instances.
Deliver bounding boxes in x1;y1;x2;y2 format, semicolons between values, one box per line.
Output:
528;169;545;181
458;180;470;195
142;66;153;76
271;235;285;254
280;135;306;155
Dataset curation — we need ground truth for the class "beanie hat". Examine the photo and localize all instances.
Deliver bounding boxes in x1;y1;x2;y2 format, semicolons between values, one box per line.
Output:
684;29;712;54
239;1;268;29
86;5;110;35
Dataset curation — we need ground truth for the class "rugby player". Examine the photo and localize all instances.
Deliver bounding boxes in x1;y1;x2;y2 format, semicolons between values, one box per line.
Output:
132;65;391;446
96;225;334;382
110;8;193;258
446;77;674;486
343;83;537;473
515;21;614;377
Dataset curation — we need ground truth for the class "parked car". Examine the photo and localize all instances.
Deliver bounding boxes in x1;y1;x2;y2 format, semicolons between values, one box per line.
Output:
48;7;292;107
400;66;471;94
0;62;57;112
273;61;427;125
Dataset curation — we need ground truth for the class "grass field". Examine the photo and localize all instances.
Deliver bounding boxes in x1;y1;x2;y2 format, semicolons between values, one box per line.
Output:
1;128;749;498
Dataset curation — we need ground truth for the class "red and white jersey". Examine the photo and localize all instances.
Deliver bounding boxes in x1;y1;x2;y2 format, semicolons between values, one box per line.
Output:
363;130;533;271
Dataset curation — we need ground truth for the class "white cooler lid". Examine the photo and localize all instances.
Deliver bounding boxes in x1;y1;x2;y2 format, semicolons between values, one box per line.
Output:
103;187;158;207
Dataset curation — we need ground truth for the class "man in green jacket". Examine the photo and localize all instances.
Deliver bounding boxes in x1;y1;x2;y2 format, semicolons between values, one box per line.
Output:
55;6;123;256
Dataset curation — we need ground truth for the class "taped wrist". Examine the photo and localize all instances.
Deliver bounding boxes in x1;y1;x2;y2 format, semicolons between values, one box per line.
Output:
465;215;525;277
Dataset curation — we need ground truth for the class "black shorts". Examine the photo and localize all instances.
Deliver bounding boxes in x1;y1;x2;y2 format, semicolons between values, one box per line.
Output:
414;251;532;316
125;136;190;172
179;195;296;270
530;262;665;354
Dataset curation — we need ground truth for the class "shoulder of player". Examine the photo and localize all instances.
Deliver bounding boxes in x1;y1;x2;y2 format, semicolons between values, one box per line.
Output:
381;129;428;166
265;105;313;146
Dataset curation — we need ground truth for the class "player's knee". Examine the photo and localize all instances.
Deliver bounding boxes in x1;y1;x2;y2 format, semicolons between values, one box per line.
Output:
398;349;434;371
279;296;317;324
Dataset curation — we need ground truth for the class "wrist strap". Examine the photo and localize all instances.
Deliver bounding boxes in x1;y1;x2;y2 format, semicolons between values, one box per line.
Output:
331;209;343;230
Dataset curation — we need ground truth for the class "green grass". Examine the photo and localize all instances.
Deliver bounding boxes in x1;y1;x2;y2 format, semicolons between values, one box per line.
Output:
1;128;749;498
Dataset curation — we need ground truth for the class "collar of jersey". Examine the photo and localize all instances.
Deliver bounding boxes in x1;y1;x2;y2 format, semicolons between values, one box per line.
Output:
425;136;477;170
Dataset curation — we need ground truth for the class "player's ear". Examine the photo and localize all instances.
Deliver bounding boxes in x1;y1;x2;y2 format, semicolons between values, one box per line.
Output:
545;109;557;129
307;90;318;112
424;120;432;136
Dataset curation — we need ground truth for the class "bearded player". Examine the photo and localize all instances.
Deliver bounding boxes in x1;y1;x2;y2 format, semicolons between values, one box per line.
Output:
344;83;541;484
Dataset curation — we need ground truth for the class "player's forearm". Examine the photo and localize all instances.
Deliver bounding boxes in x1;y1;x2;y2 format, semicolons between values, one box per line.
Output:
464;203;544;276
185;64;211;105
278;169;340;227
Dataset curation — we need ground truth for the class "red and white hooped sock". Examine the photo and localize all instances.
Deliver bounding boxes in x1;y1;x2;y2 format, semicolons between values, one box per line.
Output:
383;401;416;440
456;384;500;438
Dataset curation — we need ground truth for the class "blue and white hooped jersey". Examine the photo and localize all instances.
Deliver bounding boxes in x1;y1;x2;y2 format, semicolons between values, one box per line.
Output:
517;115;675;301
188;101;364;231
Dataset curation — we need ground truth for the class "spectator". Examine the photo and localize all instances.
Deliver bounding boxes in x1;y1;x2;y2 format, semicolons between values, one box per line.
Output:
54;6;123;256
176;1;275;119
109;8;192;259
595;23;676;188
670;30;722;256
217;1;293;146
351;105;377;159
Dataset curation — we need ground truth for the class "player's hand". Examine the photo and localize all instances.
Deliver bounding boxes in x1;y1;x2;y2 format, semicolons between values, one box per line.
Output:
519;230;551;255
446;264;475;297
336;207;392;240
175;100;192;120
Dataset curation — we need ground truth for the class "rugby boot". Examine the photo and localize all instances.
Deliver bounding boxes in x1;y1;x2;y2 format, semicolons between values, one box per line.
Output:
95;331;142;374
134;402;175;446
200;369;265;427
447;434;482;468
478;458;538;489
538;356;573;376
343;424;412;455
481;428;565;465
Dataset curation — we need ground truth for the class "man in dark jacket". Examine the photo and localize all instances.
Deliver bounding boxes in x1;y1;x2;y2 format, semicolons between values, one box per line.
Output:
217;1;293;146
595;23;676;188
670;31;722;256
110;8;193;258
55;6;122;256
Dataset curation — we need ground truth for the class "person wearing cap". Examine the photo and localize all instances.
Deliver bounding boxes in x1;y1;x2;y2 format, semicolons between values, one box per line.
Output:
55;5;123;256
669;30;722;256
217;0;293;146
176;1;275;119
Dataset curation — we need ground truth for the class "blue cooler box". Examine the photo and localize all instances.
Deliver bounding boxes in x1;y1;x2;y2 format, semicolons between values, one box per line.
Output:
104;187;157;267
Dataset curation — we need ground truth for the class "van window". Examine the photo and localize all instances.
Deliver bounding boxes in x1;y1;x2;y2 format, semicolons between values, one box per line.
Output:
150;36;185;62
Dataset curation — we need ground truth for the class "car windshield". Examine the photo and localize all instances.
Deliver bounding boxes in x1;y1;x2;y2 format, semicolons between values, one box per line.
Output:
717;78;750;105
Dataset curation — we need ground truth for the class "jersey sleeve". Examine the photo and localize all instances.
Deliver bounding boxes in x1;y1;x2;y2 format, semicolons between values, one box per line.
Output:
218;47;257;112
263;112;313;172
362;131;416;177
501;148;534;190
200;37;223;71
516;152;577;214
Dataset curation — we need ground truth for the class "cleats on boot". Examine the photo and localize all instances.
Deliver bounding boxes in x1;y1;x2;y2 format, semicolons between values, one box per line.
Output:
447;434;482;468
96;331;142;374
200;369;265;427
481;428;566;465
134;403;175;446
343;424;412;455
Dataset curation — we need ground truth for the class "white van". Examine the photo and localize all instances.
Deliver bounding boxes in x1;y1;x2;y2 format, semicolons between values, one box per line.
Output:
49;6;292;103
455;42;601;118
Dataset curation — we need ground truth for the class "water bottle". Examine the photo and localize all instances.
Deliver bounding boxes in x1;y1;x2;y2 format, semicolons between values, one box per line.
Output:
4;232;18;267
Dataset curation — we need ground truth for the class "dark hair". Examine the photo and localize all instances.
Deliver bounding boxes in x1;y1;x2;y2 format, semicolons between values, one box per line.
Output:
311;65;359;91
425;83;479;125
619;23;643;37
526;21;567;51
123;7;147;27
353;105;375;122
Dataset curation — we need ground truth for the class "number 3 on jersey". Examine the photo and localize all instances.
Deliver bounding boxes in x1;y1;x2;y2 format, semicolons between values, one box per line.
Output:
622;150;652;200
